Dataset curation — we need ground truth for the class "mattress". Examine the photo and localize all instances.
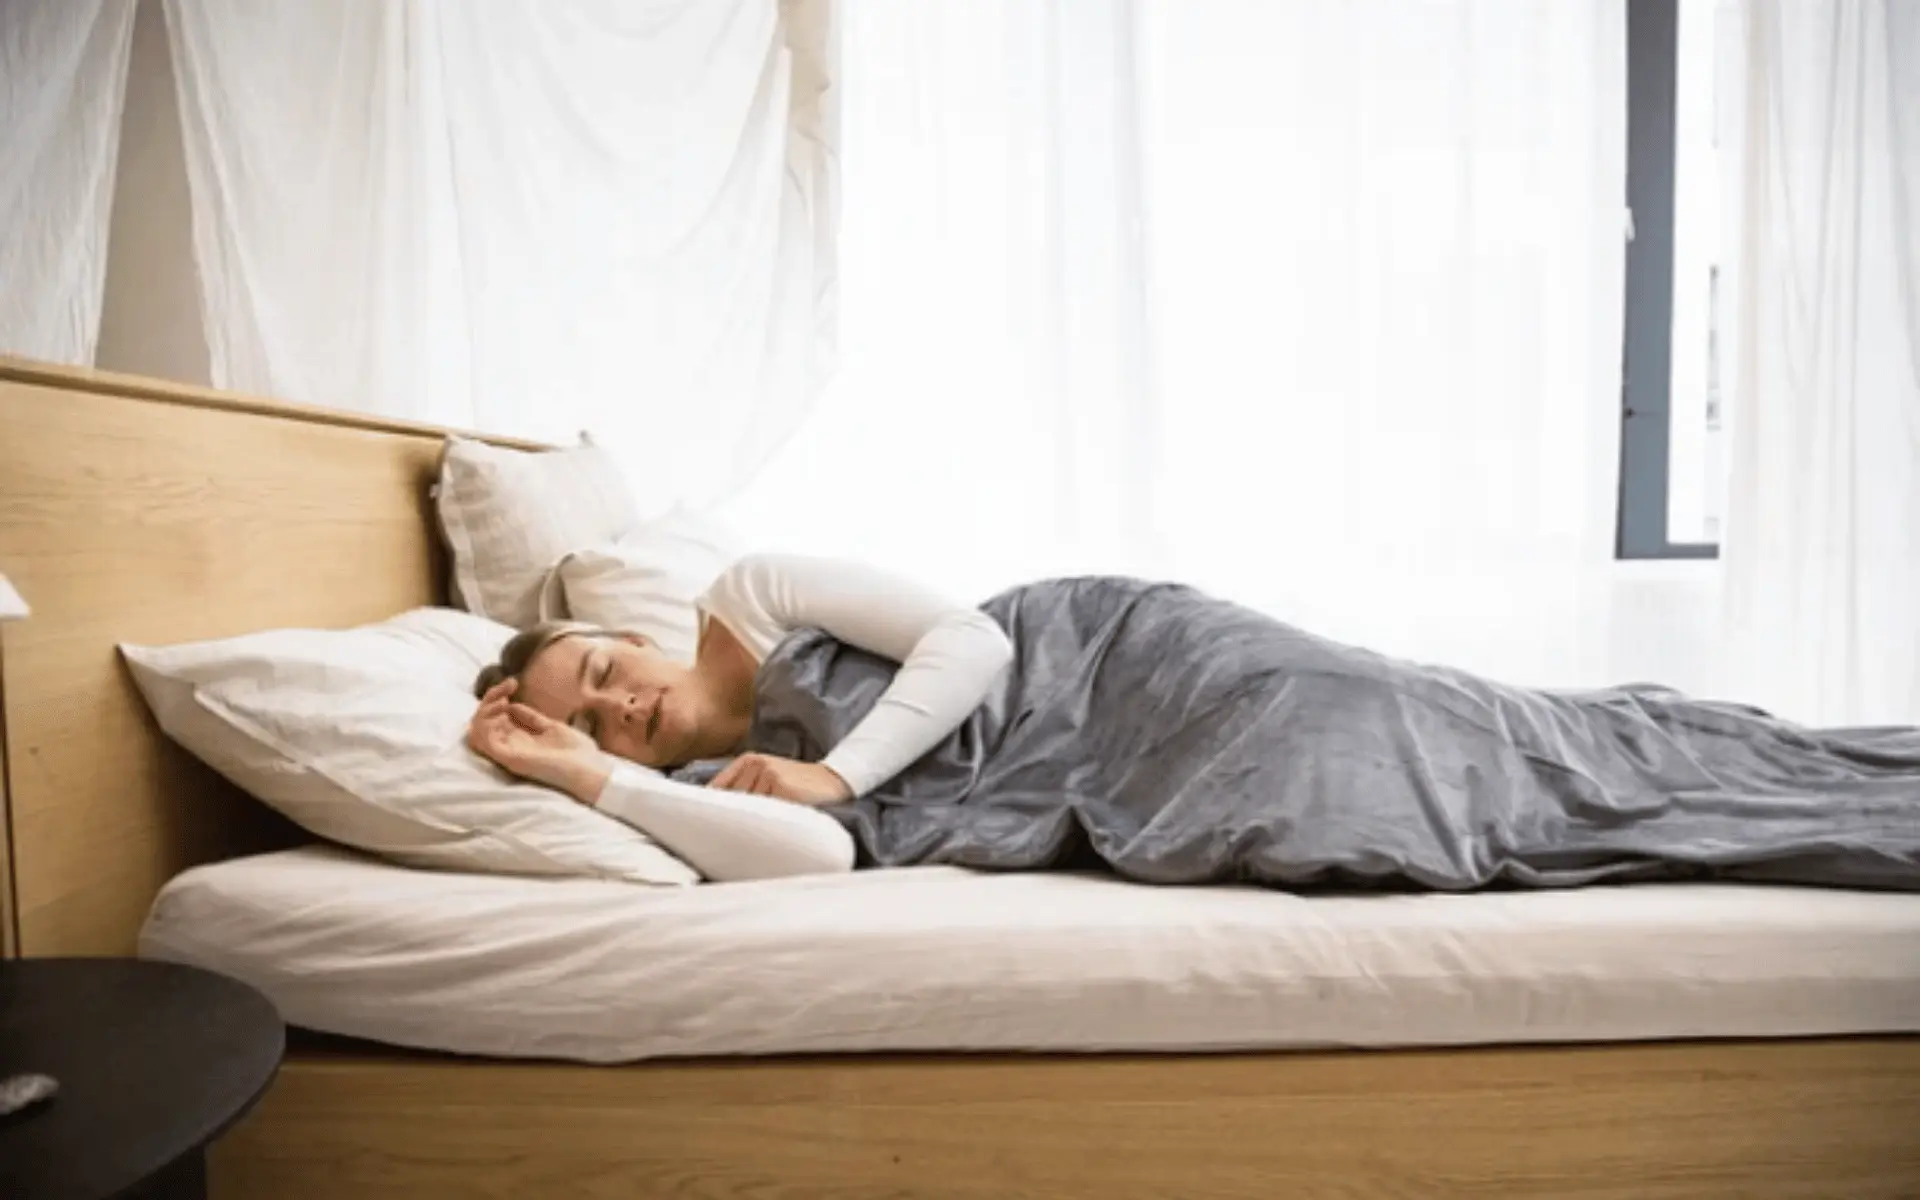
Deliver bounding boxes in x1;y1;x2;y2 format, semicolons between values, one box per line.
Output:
138;846;1920;1064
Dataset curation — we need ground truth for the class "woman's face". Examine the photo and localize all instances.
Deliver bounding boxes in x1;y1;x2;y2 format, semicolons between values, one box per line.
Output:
516;633;704;768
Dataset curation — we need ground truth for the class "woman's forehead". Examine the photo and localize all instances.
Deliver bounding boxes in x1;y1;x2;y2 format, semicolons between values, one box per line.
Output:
521;634;593;711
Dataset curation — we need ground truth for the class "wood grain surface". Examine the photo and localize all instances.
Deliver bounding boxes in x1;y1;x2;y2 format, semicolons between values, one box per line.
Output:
0;357;542;954
211;1038;1920;1200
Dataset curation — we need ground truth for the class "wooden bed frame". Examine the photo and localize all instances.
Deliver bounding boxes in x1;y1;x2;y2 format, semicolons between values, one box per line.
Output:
2;355;1917;1199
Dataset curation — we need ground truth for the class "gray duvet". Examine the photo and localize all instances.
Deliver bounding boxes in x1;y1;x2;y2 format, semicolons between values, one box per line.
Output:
679;576;1920;890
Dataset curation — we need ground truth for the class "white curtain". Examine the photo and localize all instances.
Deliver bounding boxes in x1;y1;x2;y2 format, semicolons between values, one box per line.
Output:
1716;0;1920;725
164;0;835;510
0;0;137;365
163;2;428;413
725;0;1629;687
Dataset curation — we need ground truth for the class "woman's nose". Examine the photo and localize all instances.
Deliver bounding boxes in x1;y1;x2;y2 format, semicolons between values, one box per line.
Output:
593;694;627;726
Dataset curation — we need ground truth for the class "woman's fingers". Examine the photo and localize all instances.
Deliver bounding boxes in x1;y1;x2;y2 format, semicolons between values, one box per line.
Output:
711;757;744;791
710;755;805;800
474;681;518;722
467;717;503;758
468;709;527;761
712;755;763;794
506;702;552;734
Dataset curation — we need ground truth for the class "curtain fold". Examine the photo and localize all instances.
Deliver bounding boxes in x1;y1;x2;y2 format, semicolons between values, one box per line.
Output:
164;0;428;414
724;0;1628;687
1717;0;1920;724
0;0;137;365
164;0;836;510
425;0;836;506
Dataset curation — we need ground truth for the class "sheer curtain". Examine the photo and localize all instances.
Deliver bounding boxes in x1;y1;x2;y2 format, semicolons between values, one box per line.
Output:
1716;0;1920;725
423;0;837;505
0;0;137;365
726;2;1162;591
163;1;430;415
725;0;1628;687
164;0;835;509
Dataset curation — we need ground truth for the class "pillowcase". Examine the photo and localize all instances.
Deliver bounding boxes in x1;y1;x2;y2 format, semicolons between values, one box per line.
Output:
121;607;698;886
537;511;741;663
435;435;641;628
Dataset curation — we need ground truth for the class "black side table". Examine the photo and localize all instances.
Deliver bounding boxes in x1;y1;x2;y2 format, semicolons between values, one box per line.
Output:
0;958;284;1200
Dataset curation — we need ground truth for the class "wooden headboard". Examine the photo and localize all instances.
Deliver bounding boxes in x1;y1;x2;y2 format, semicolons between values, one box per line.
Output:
0;356;547;957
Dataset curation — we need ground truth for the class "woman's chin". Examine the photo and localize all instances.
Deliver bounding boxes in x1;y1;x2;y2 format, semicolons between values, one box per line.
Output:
604;733;657;769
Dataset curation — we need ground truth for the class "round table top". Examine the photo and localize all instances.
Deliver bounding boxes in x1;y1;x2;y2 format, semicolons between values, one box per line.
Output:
0;957;284;1200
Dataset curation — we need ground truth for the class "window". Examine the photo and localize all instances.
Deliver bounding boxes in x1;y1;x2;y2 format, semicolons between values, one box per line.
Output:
1617;0;1727;559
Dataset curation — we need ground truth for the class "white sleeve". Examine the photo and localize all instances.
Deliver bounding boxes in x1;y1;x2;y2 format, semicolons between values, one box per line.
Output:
701;553;1014;796
594;761;856;882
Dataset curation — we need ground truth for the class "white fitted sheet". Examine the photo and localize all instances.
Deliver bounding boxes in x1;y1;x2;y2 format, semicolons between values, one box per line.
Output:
138;846;1920;1064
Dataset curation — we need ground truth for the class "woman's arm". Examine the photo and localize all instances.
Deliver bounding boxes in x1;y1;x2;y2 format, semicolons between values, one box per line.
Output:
591;761;856;881
703;553;1014;796
467;681;855;882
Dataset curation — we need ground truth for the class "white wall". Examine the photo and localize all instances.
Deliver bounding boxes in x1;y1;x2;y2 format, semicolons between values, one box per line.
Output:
94;0;208;387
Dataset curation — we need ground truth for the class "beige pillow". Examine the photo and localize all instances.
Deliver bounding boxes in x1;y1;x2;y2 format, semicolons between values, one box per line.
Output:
121;607;698;886
435;435;641;628
538;511;741;663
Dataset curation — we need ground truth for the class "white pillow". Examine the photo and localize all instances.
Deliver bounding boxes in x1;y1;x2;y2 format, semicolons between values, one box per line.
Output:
121;607;698;887
537;511;741;663
435;435;641;628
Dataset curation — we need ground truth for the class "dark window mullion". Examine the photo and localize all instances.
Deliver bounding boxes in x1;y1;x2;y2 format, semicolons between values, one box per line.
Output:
1617;0;1718;561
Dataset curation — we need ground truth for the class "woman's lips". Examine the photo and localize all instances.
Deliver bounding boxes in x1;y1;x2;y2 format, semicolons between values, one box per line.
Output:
644;693;664;745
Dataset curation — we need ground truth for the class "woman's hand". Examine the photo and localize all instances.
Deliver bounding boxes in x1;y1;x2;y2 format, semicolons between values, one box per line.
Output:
709;754;853;807
467;680;610;804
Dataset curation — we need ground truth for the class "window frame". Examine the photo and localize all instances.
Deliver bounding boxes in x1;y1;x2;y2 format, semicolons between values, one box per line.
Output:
1616;0;1718;561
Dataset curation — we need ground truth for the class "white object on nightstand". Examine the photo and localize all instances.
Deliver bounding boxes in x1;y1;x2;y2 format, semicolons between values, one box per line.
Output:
0;574;26;621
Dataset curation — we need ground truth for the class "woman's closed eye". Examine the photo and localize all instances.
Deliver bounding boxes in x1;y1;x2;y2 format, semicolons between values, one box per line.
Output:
564;656;616;742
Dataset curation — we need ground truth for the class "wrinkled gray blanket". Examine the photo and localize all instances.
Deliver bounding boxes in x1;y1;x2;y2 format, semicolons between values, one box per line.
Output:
679;577;1920;890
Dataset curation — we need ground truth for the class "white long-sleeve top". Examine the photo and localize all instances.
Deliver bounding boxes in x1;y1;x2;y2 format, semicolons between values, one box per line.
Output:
593;553;1013;882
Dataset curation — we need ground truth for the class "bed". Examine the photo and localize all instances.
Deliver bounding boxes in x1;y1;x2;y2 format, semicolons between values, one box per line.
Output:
141;846;1920;1064
3;353;1918;1199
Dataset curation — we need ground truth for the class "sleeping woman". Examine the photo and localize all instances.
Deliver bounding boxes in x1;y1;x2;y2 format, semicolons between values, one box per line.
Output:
467;554;1920;891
